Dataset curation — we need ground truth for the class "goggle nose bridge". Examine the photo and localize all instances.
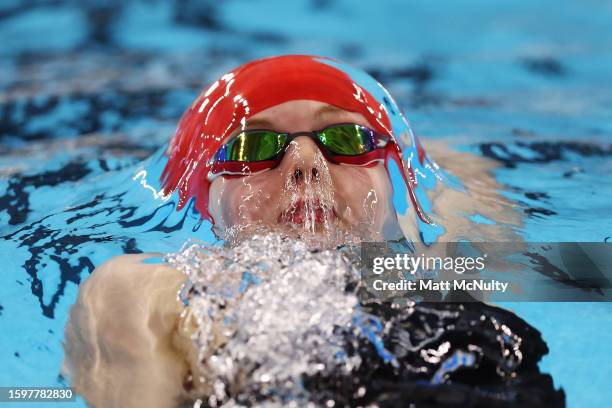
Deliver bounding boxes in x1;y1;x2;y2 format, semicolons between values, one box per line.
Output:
278;130;335;158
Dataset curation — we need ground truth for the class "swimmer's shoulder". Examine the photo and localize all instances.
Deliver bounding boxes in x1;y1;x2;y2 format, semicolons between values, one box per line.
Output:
72;253;187;343
65;253;191;408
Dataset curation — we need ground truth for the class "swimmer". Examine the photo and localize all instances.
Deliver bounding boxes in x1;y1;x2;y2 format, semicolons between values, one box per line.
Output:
63;56;521;407
205;98;404;246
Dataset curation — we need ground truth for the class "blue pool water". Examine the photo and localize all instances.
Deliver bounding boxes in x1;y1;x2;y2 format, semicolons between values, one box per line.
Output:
1;1;611;406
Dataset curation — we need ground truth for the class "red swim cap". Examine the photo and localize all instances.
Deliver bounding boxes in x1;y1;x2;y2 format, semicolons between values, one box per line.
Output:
161;55;398;221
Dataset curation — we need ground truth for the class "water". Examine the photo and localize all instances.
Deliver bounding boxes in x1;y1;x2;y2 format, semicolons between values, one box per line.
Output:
169;234;360;405
1;1;612;407
166;234;564;406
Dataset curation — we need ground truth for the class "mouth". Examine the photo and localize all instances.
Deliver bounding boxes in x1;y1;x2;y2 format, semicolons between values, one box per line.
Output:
278;199;337;226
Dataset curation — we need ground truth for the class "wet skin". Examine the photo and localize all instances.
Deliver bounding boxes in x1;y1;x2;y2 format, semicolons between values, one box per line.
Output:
207;100;402;242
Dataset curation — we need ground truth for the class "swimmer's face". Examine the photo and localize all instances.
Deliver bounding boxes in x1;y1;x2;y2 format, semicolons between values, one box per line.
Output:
208;100;402;243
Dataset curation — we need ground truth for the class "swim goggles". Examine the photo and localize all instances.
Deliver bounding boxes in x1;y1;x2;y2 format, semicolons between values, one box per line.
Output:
208;123;394;179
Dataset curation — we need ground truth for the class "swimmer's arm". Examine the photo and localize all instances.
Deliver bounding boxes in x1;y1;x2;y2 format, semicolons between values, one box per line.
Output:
63;254;190;408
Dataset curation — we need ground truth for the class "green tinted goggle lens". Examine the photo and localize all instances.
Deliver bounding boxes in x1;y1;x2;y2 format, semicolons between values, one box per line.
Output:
217;124;381;162
319;124;376;156
223;131;288;162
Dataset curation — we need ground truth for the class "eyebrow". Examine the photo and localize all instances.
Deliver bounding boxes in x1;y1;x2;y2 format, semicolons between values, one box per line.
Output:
314;104;350;120
243;118;275;130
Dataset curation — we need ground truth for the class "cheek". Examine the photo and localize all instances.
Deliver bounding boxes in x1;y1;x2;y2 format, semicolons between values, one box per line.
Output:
208;171;284;227
331;165;394;223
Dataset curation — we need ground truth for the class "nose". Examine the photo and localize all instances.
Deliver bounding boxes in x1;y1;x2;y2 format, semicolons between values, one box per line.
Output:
280;136;323;185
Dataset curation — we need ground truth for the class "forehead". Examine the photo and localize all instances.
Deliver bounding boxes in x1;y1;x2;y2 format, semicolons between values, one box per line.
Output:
235;99;372;134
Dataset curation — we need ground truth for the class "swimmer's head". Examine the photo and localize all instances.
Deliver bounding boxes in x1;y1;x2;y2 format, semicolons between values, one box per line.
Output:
161;55;435;244
207;99;402;243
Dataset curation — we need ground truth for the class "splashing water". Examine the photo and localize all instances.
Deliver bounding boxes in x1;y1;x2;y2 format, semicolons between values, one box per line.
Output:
166;233;365;406
164;232;563;407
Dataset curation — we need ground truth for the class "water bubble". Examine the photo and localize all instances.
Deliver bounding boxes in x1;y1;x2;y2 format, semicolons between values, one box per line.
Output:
166;233;363;406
